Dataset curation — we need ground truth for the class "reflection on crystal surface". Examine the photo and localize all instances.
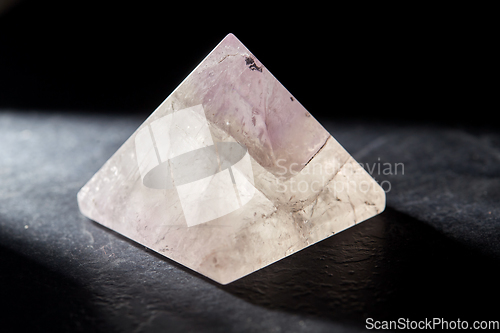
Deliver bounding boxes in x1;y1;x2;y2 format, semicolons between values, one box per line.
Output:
77;33;385;284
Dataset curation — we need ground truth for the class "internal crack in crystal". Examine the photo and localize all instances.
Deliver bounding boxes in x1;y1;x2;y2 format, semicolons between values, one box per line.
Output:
218;53;240;64
346;192;358;225
309;197;319;220
303;136;330;169
304;155;351;211
253;142;352;226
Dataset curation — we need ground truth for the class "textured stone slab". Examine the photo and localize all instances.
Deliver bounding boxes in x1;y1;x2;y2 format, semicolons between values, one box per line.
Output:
77;33;385;284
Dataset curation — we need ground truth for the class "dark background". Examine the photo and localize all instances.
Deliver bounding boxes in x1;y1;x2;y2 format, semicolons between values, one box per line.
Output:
1;1;495;125
1;1;499;332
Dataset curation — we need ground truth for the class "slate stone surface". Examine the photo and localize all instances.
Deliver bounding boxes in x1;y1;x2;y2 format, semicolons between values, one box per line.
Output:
1;111;499;332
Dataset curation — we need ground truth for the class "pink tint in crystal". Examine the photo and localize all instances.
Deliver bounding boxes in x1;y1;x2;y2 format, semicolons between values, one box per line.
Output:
77;34;385;284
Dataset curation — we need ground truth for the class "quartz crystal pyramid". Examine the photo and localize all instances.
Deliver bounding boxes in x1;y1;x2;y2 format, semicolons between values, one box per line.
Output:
77;33;385;284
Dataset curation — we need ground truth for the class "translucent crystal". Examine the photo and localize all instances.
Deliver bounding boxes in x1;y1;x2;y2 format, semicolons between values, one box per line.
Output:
77;34;385;284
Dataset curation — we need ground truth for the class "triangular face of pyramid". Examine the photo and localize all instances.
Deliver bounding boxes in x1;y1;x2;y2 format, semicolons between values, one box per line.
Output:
77;33;385;284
